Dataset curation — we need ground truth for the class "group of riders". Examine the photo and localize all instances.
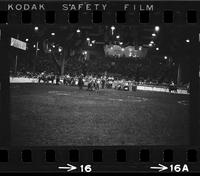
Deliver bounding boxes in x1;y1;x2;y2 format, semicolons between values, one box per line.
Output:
38;72;107;91
37;71;190;93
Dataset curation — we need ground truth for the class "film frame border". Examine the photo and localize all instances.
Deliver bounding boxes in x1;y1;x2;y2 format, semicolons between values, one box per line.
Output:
0;0;200;173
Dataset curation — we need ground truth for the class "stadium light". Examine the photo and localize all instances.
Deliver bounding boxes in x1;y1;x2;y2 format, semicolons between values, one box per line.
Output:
116;35;120;39
82;51;87;55
48;49;52;52
121;48;125;51
86;37;90;41
155;26;160;32
111;26;115;30
25;38;29;42
186;39;190;43
33;44;36;48
111;26;115;35
119;42;123;45
89;43;92;47
152;33;156;37
156;47;159;50
164;56;168;59
58;47;62;52
149;43;153;47
52;44;55;48
150;41;154;44
76;29;81;33
51;32;55;36
34;26;39;31
92;40;95;44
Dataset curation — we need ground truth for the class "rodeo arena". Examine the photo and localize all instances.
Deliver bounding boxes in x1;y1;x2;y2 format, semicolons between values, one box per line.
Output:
8;25;200;146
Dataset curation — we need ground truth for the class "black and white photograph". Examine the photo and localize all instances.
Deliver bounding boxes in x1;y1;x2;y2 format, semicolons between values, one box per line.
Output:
5;24;200;146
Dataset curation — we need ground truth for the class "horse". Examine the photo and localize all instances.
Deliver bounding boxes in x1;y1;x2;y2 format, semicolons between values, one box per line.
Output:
168;85;177;93
78;77;84;90
38;73;47;83
46;74;55;84
87;81;94;91
87;80;100;91
38;73;55;84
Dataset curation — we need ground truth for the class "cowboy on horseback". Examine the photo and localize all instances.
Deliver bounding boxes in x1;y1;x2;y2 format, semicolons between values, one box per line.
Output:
78;74;84;90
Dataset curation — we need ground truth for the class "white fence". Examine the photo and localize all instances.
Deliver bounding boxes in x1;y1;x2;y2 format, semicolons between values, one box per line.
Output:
137;85;188;95
10;77;38;83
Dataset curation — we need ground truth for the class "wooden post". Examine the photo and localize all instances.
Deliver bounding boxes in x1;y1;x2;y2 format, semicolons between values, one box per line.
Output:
33;41;38;73
177;63;182;85
60;50;67;76
14;34;19;74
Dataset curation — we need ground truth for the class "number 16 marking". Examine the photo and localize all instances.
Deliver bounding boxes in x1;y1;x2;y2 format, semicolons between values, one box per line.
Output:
80;165;92;172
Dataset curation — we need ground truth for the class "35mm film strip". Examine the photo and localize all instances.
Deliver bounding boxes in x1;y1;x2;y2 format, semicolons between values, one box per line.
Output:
0;147;199;172
0;0;200;173
1;1;200;24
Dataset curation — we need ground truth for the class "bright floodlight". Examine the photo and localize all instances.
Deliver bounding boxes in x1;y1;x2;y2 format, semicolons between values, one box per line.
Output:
58;47;62;52
155;26;160;32
86;38;90;41
149;43;153;47
119;42;123;45
111;26;115;35
76;29;81;33
51;33;55;36
92;40;95;44
152;33;156;37
89;43;92;47
33;45;36;48
186;39;190;43
111;26;115;30
139;46;142;50
25;38;29;42
164;56;168;59
34;26;39;31
116;35;120;39
121;48;125;51
52;44;55;48
48;49;52;52
156;47;159;50
150;41;154;44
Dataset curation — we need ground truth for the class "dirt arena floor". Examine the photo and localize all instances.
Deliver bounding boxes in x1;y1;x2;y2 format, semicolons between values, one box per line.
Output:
10;83;189;146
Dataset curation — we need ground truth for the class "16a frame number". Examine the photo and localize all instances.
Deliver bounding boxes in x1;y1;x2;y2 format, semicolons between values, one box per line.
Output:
170;164;189;172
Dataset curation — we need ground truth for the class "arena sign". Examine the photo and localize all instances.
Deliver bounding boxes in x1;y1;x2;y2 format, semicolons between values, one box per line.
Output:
10;38;27;51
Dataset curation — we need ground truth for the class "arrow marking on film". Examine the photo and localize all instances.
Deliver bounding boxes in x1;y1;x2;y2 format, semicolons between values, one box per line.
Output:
58;164;77;172
150;164;168;172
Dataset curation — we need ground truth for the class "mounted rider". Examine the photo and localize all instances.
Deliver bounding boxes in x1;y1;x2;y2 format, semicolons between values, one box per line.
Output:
78;74;84;90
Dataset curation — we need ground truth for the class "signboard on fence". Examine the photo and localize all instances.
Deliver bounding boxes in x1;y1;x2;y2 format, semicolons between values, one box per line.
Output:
10;38;27;51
